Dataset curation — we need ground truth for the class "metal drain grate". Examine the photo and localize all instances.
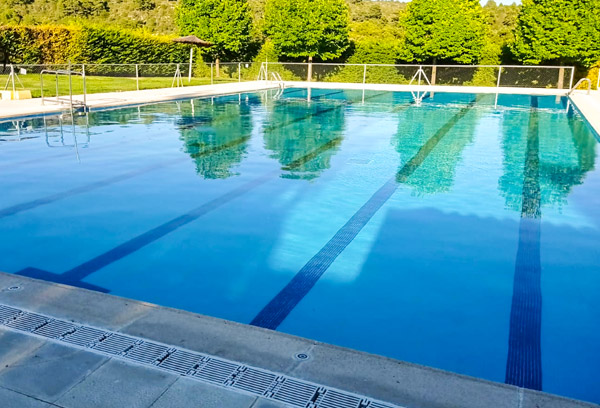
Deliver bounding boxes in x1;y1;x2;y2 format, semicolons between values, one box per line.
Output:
272;378;319;407
0;303;404;408
62;326;106;347
124;341;169;365
193;358;240;384
369;402;397;408
319;390;362;408
34;319;77;339
232;367;277;395
158;349;203;375
6;312;49;332
92;333;138;355
0;305;21;323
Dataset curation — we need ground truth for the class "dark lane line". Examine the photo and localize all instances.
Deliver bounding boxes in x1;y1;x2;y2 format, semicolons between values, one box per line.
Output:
0;133;252;219
250;99;477;330
505;96;543;391
14;94;367;288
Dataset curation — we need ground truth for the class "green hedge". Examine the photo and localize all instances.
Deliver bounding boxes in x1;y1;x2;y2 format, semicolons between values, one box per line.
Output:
0;24;194;64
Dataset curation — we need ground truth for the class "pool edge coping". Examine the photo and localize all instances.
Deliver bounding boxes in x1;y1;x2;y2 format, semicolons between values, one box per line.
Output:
0;271;596;408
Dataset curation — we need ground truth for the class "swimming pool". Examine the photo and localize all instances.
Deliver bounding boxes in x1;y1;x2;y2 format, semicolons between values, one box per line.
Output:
0;88;598;403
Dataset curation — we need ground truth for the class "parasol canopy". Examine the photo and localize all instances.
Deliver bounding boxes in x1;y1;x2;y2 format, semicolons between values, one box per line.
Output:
172;35;213;47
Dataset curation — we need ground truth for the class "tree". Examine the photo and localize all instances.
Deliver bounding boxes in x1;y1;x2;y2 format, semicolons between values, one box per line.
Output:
400;0;487;64
176;0;253;68
264;0;350;62
59;0;109;18
512;0;600;68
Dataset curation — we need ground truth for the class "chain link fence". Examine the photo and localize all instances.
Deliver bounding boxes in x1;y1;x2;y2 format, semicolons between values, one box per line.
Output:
263;62;575;90
0;62;261;98
0;62;578;100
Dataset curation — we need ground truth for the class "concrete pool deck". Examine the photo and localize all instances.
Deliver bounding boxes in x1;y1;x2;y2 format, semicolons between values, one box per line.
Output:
0;79;590;121
0;272;597;408
0;81;278;120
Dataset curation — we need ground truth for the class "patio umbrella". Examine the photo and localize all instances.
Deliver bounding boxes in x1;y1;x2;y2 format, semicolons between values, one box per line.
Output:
172;36;213;82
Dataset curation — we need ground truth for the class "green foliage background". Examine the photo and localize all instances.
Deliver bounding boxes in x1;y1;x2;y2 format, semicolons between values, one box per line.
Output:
0;25;191;64
0;0;598;81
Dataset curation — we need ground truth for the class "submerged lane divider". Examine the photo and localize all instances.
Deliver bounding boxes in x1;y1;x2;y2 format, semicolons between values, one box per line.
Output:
0;304;401;408
505;96;543;391
0;89;347;220
14;90;399;290
251;98;478;330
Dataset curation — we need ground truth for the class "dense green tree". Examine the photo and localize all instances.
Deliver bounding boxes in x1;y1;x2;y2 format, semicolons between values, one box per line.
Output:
512;0;600;68
400;0;487;64
59;0;109;18
176;0;253;65
264;0;350;62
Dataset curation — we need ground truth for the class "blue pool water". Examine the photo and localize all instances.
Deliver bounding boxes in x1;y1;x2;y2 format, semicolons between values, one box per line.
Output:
1;89;599;402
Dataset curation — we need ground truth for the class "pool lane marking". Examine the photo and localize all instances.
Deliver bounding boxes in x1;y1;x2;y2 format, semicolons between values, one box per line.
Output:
14;114;357;289
505;96;543;391
14;92;418;290
0;134;253;220
0;91;272;171
0;89;344;219
0;90;304;219
250;99;477;330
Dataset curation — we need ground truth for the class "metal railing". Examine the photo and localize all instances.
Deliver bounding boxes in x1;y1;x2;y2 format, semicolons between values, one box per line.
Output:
40;68;87;112
568;78;592;95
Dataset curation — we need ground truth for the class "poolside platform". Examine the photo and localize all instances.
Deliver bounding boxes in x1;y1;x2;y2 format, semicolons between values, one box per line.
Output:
0;81;278;120
0;272;596;408
0;80;584;122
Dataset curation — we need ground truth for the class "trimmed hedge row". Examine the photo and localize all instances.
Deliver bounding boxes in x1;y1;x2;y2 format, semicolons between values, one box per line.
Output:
0;24;193;64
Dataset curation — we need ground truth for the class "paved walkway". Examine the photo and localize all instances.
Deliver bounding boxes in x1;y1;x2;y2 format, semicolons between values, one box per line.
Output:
0;81;277;120
0;273;596;408
570;90;600;135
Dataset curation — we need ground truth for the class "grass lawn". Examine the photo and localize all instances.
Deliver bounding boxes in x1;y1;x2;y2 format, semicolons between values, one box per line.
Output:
0;74;240;99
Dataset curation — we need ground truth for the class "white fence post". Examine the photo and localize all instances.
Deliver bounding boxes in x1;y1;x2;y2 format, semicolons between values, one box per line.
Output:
496;66;503;89
238;62;241;82
135;64;139;91
363;64;367;85
569;67;575;90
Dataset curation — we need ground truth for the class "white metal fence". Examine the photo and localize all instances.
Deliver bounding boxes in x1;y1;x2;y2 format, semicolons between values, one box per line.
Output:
0;61;582;99
260;62;576;91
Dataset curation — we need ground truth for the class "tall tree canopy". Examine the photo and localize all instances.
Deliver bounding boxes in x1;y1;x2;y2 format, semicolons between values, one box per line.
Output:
176;0;253;62
264;0;350;61
400;0;487;64
512;0;600;68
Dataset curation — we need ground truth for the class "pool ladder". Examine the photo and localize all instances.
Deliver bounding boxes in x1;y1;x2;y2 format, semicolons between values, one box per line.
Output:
568;78;592;96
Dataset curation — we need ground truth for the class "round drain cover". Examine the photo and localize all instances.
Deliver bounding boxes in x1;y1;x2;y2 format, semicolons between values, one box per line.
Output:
6;285;22;291
294;353;309;360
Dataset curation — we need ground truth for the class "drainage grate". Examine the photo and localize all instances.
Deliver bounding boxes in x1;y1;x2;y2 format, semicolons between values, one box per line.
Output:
62;326;106;347
92;333;138;355
369;402;397;408
5;312;49;332
232;367;277;395
272;378;319;407
124;341;169;365
0;303;404;408
0;305;21;323
34;319;77;339
319;390;362;408
193;358;240;384
158;349;203;375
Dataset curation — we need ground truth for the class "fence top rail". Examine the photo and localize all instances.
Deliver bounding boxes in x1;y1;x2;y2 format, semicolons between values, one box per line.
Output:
40;69;84;76
5;62;575;70
270;62;575;70
9;62;256;68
